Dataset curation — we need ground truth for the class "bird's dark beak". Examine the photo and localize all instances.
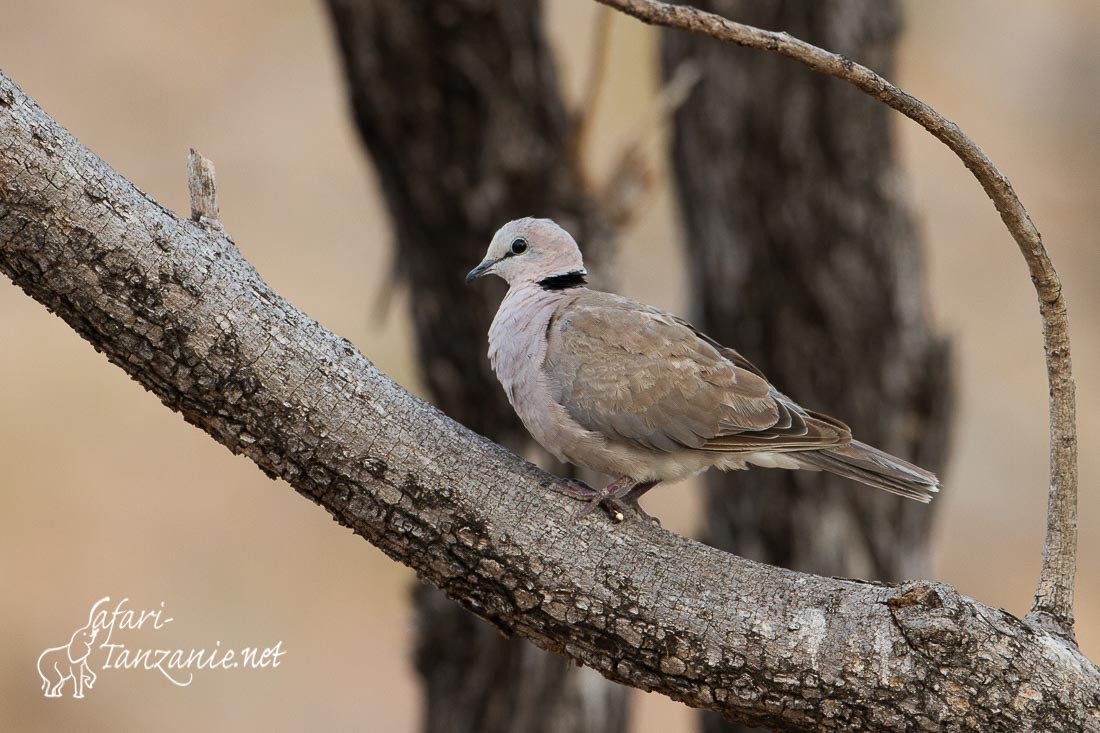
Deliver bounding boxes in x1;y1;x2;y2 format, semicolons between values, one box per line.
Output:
465;258;497;284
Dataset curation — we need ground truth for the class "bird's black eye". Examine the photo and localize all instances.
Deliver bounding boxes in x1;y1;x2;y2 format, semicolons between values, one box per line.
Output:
510;238;528;255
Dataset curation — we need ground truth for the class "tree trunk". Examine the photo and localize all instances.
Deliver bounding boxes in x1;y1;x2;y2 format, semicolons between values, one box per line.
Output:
323;2;626;732
661;2;952;731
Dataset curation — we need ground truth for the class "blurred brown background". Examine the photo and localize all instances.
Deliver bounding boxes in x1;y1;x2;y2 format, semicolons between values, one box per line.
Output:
1;1;1096;730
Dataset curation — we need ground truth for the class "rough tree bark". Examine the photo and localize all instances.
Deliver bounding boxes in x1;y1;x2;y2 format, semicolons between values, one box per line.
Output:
323;2;626;732
661;3;950;729
1;70;1097;732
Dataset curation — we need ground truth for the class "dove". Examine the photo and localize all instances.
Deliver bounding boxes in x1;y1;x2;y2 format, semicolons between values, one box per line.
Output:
466;217;940;521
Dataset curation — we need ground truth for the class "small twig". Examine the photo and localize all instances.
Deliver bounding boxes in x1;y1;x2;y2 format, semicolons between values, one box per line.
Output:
187;148;222;230
571;5;614;171
368;248;404;325
596;0;1079;640
597;60;700;228
571;11;702;232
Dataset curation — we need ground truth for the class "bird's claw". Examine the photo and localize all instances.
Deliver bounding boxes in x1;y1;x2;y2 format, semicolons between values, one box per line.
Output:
627;499;661;526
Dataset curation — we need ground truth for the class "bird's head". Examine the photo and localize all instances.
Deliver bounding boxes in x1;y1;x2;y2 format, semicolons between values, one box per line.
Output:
465;217;587;289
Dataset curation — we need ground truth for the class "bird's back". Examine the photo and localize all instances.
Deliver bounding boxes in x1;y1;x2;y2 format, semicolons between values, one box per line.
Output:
543;289;849;453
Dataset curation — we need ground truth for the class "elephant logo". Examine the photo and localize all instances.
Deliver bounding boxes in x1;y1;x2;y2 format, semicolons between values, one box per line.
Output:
37;608;101;699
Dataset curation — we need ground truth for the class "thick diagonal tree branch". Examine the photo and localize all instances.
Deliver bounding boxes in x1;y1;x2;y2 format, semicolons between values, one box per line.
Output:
1;72;1096;731
596;0;1078;642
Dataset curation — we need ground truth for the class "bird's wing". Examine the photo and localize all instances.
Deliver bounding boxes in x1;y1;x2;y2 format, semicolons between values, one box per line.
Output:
543;291;850;453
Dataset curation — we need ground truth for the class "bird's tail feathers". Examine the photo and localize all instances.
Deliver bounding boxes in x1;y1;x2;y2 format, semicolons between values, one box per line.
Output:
797;440;940;503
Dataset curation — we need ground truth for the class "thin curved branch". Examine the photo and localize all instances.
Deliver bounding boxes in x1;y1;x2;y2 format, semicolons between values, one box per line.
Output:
595;0;1078;640
0;72;1096;731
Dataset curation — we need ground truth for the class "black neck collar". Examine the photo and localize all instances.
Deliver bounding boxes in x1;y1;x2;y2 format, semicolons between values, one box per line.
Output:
537;270;588;291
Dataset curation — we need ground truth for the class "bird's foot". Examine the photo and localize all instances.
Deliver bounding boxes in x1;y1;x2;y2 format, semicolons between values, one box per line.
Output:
621;480;662;526
547;477;633;521
624;497;661;527
547;477;633;523
574;493;631;523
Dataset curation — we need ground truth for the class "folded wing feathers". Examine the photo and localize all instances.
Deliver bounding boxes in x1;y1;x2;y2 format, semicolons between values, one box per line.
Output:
546;293;850;454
